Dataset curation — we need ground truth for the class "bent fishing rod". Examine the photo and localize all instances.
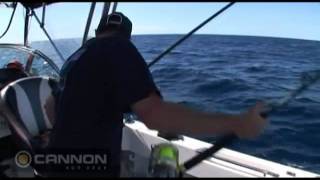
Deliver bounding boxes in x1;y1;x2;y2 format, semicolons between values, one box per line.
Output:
145;1;320;176
178;69;320;176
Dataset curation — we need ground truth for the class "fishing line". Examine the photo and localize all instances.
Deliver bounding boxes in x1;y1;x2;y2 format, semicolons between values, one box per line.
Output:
266;70;320;112
178;69;320;175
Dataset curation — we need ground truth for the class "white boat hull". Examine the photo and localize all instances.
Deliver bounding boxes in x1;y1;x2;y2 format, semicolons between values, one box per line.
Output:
121;120;319;177
0;117;319;177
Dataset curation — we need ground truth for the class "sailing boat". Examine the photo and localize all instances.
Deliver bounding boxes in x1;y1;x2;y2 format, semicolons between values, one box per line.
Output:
0;2;319;177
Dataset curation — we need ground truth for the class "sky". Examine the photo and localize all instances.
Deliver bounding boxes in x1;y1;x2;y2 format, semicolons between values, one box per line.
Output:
0;2;320;43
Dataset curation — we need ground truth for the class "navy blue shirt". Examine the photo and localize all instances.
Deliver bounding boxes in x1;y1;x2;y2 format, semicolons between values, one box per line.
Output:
49;35;160;176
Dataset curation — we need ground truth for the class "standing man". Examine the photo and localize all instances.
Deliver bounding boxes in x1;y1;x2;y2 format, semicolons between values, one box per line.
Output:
48;12;267;177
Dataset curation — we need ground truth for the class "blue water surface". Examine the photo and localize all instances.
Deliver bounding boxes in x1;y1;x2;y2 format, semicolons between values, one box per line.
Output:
31;34;320;174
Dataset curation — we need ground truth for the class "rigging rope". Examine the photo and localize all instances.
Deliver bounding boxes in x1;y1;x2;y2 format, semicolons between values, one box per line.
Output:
31;9;66;62
0;2;17;40
0;2;11;8
147;2;235;68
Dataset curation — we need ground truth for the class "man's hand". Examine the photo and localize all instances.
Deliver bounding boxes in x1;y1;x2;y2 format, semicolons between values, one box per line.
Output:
133;93;268;139
234;102;268;139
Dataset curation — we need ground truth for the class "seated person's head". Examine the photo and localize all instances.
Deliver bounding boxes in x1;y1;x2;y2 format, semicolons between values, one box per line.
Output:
7;60;24;71
0;60;27;90
95;12;132;40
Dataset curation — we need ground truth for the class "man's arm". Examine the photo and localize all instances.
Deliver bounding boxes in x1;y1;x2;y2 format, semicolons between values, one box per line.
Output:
132;93;267;139
108;38;267;139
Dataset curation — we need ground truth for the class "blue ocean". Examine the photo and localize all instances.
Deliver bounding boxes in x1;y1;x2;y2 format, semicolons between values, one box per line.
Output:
31;35;320;174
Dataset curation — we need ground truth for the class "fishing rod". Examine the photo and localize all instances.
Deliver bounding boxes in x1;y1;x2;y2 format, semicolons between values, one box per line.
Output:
178;69;320;176
147;2;235;68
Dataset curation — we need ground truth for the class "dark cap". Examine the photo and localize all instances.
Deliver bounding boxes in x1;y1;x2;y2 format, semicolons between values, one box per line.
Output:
96;12;132;39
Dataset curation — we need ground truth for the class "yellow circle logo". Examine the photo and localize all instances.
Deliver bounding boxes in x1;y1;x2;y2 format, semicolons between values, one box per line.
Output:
15;151;32;168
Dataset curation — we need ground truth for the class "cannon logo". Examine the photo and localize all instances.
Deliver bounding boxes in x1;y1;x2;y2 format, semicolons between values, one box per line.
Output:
15;151;32;168
14;150;109;171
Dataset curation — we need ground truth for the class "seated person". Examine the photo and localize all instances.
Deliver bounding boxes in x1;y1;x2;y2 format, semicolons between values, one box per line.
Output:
0;60;28;90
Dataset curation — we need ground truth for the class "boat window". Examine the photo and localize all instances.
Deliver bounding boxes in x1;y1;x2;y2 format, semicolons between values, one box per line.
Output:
0;47;29;68
0;46;60;79
30;54;59;79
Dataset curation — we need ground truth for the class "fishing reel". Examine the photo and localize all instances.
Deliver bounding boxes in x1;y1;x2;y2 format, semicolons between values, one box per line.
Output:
148;143;181;178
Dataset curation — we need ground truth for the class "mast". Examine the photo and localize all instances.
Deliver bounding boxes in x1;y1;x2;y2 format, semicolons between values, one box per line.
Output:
82;2;96;45
101;2;111;18
24;8;30;46
111;2;118;13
